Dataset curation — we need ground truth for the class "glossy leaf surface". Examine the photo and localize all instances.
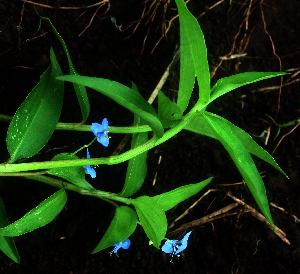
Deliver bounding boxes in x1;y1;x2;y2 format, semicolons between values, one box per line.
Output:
6;48;64;163
0;189;67;236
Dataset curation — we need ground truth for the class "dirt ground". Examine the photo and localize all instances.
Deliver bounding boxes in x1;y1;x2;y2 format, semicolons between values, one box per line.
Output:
0;0;299;273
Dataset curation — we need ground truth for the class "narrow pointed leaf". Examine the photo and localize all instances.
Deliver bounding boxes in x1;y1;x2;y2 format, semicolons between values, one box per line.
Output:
0;197;20;264
58;75;164;138
120;114;148;197
0;189;67;236
48;153;95;190
152;177;213;211
44;17;90;123
202;113;275;228
6;48;64;163
132;196;167;249
209;72;287;106
175;0;210;106
185;112;287;177
91;206;138;254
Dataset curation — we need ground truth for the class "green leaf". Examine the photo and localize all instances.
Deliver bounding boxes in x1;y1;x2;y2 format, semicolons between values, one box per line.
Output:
43;17;90;123
177;28;195;114
0;189;67;236
175;0;210;106
0;197;20;264
120;114;148;197
152;178;213;211
132;196;167;249
158;91;182;128
209;72;287;106
91;206;138;254
58;75;164;138
185;112;287;177
6;48;64;163
202;113;275;228
48;153;95;190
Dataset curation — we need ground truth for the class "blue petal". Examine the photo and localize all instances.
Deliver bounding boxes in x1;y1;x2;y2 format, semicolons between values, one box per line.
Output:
97;132;109;147
120;239;131;249
91;123;104;136
86;148;91;159
161;240;175;254
175;231;192;255
102;118;109;131
85;165;96;178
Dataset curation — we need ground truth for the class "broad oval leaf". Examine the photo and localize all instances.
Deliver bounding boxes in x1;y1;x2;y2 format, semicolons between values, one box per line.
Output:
0;189;67;237
48;153;95;191
6;48;64;163
0;196;20;264
152;177;213;211
132;196;167;249
57;75;164;138
202;113;275;228
91;206;138;254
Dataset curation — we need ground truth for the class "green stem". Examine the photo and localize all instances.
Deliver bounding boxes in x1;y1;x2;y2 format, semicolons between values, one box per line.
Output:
0;114;152;133
26;174;132;205
0;112;199;173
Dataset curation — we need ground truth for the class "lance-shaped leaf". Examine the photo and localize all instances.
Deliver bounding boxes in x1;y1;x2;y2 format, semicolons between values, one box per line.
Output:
202;113;275;228
120;114;148;197
175;0;210;107
0;197;20;264
48;153;95;191
132;196;167;249
208;71;288;106
6;48;64;163
152;177;213;211
91;206;138;254
57;75;164;138
0;189;67;236
43;17;90;123
185;112;287;177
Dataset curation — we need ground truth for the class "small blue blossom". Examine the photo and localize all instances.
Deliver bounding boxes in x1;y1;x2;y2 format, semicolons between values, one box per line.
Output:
84;148;96;178
109;239;131;256
161;231;192;262
91;118;110;147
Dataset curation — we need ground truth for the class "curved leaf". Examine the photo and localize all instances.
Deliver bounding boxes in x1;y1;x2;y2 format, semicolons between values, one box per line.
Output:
91;206;138;254
58;75;164;138
202;113;275;228
0;189;67;236
6;48;64;163
48;153;95;190
0;197;20;264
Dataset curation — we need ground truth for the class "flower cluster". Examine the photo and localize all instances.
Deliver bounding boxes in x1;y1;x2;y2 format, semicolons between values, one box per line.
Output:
84;148;96;178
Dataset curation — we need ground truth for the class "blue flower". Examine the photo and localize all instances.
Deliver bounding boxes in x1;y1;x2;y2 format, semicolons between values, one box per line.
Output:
91;118;109;147
84;148;96;178
161;231;192;262
109;239;131;256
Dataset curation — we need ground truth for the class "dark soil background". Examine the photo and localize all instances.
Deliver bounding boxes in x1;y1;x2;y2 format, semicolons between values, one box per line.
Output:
0;0;299;273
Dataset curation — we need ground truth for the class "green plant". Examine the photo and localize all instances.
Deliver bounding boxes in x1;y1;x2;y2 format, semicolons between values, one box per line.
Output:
0;0;288;264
